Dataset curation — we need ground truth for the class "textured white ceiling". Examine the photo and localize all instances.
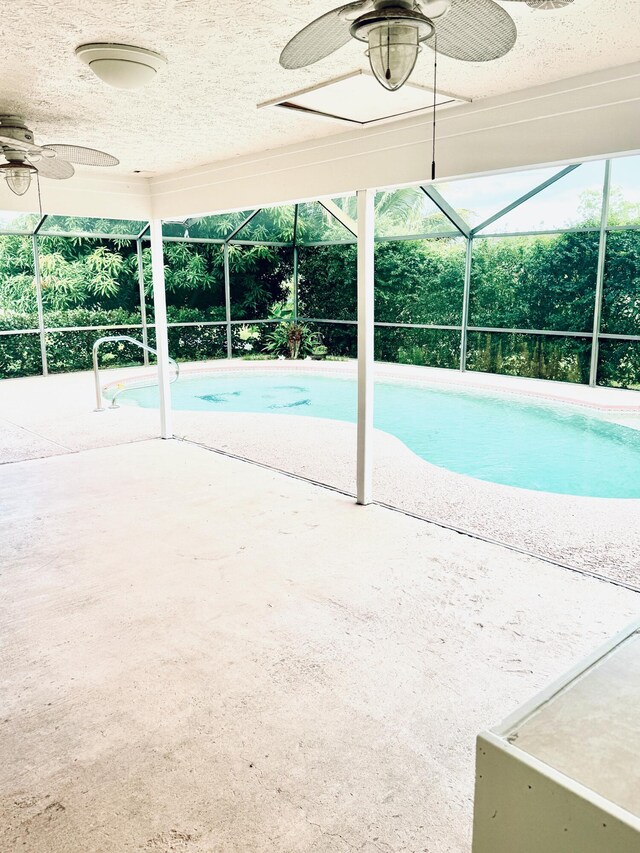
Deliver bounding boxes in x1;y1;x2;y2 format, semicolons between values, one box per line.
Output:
0;0;638;177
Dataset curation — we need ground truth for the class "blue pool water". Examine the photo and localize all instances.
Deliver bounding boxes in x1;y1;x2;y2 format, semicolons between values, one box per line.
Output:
114;372;640;498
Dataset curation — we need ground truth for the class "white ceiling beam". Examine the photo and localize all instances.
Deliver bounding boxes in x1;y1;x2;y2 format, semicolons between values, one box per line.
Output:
1;64;637;224
149;62;640;220
0;172;152;220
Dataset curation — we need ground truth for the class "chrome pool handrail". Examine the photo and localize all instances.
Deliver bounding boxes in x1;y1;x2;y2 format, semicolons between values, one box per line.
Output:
92;335;179;411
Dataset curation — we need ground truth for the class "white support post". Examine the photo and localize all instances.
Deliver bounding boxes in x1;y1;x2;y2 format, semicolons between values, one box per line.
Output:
223;243;233;359
149;219;173;439
356;189;375;506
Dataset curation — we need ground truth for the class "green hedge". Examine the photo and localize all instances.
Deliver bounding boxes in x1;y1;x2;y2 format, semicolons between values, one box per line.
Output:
466;332;592;384
0;311;38;332
375;327;460;369
46;331;147;374
166;325;226;363
469;232;600;332
375;238;466;326
601;230;640;336
44;307;141;328
0;333;42;379
598;339;640;390
298;245;357;321
305;322;357;358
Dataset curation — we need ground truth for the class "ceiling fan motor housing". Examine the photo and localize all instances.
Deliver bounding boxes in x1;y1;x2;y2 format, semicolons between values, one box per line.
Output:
0;116;35;147
350;6;436;42
373;0;415;8
2;149;30;164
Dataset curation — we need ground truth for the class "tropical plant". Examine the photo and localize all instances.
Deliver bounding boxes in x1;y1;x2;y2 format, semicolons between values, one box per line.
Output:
310;342;328;359
329;188;453;236
262;320;319;359
236;323;261;353
0;234;37;323
36;235;139;314
267;299;295;321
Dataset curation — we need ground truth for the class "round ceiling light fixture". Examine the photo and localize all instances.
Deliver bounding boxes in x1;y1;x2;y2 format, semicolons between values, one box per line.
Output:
76;43;167;90
350;6;436;92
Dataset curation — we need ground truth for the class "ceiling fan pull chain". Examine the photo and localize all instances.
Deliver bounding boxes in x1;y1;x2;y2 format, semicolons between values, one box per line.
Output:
36;171;43;217
431;34;438;181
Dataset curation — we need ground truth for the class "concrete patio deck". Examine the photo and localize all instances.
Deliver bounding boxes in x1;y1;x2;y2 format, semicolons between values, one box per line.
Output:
1;438;638;852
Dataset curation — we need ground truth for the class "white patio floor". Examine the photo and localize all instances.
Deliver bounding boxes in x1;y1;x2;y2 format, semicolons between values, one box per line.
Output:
1;437;638;852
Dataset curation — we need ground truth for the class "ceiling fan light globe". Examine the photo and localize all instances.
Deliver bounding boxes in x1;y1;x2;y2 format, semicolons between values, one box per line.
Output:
0;162;36;196
366;23;420;91
351;8;433;90
6;169;32;196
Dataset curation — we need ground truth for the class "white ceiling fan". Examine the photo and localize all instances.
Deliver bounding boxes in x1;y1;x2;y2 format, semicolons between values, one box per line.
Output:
0;115;118;197
280;0;575;92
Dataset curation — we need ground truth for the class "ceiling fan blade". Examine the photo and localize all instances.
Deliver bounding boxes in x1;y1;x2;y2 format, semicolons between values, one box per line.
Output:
280;1;369;69
41;144;119;167
505;0;574;7
430;0;517;61
526;0;574;7
33;156;75;180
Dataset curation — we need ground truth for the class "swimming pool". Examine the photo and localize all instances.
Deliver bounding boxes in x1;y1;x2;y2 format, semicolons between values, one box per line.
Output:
111;371;640;498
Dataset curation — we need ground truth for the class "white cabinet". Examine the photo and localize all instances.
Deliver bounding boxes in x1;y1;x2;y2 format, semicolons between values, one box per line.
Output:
473;621;640;853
